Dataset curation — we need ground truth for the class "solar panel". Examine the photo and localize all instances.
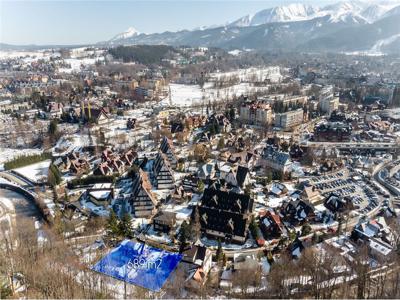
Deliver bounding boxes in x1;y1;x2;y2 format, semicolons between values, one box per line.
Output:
91;240;183;292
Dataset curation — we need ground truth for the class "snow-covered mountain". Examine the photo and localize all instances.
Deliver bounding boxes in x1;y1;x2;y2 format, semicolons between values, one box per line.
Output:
360;2;399;22
109;27;140;42
109;1;400;42
228;1;399;27
104;1;400;54
229;4;321;27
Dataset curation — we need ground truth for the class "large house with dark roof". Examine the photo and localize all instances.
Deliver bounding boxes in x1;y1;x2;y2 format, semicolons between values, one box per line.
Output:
81;105;109;125
198;184;254;244
160;136;178;169
152;152;175;189
224;165;251;189
259;145;292;174
153;211;176;232
280;199;315;225
324;192;353;214
128;170;158;218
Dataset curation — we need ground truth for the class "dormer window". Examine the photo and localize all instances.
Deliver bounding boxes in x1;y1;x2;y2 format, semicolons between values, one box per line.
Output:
212;195;218;205
235;199;242;211
227;218;234;231
201;213;208;224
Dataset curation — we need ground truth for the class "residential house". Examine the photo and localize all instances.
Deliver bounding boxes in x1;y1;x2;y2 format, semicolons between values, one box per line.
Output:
233;253;259;271
198;184;254;244
260;145;292;175
81;105;109;125
239;101;273;125
46;101;64;119
180;245;213;289
224;165;251;189
324;193;353;214
152;152;175;189
259;210;285;239
153;211;176;233
128;170;158;218
160;136;178;169
228;151;258;169
87;183;114;207
274;109;304;129
301;185;324;205
280;199;315;225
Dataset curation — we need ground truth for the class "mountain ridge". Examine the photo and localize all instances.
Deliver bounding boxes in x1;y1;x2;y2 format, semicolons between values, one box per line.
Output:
103;1;400;54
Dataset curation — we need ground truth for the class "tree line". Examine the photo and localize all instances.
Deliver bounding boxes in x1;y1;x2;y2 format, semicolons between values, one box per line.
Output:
109;45;177;65
4;152;52;170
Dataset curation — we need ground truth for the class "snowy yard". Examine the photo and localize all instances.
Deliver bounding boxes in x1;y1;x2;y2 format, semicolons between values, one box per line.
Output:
161;66;283;107
143;224;173;244
13;160;51;184
0;148;43;170
80;197;110;217
200;236;257;250
163;203;193;222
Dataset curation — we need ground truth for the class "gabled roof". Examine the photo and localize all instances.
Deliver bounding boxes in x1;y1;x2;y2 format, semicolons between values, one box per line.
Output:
153;211;176;224
182;245;208;265
201;186;253;215
232;165;249;188
198;206;249;238
263;145;291;166
153;152;173;176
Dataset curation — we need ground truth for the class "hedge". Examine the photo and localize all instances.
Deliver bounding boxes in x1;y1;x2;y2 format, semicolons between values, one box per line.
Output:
4;152;52;170
67;174;117;189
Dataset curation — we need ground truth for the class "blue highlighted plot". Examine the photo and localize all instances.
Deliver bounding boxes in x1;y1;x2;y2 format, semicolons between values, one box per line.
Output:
91;240;183;291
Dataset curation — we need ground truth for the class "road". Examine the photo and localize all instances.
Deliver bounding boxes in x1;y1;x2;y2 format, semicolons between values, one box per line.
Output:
304;141;397;149
0;188;41;241
0;171;33;189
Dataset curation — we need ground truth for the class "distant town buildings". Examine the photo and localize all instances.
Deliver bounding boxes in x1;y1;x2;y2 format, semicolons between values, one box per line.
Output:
319;86;339;115
239;101;273;125
274;108;304;129
314;121;352;142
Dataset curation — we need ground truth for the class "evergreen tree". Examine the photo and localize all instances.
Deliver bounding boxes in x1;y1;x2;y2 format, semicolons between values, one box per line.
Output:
48;119;58;137
119;213;133;238
191;206;201;242
217;137;225;150
229;107;235;121
178;221;190;253
216;239;224;266
47;168;57;187
209;124;215;136
106;211;120;238
301;223;312;236
49;163;62;186
214;122;220;134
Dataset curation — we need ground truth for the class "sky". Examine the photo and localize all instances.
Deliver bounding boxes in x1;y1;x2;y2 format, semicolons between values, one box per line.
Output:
0;0;338;45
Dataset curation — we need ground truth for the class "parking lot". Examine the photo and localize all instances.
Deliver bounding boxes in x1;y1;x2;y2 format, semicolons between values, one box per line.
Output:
308;168;383;214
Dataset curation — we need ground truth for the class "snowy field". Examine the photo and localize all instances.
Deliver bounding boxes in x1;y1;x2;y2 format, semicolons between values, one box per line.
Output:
0;50;60;61
0;48;104;73
13;160;51;184
53;134;91;157
0;148;43;170
162;66;283;107
162;82;270;107
210;66;283;83
59;57;104;73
